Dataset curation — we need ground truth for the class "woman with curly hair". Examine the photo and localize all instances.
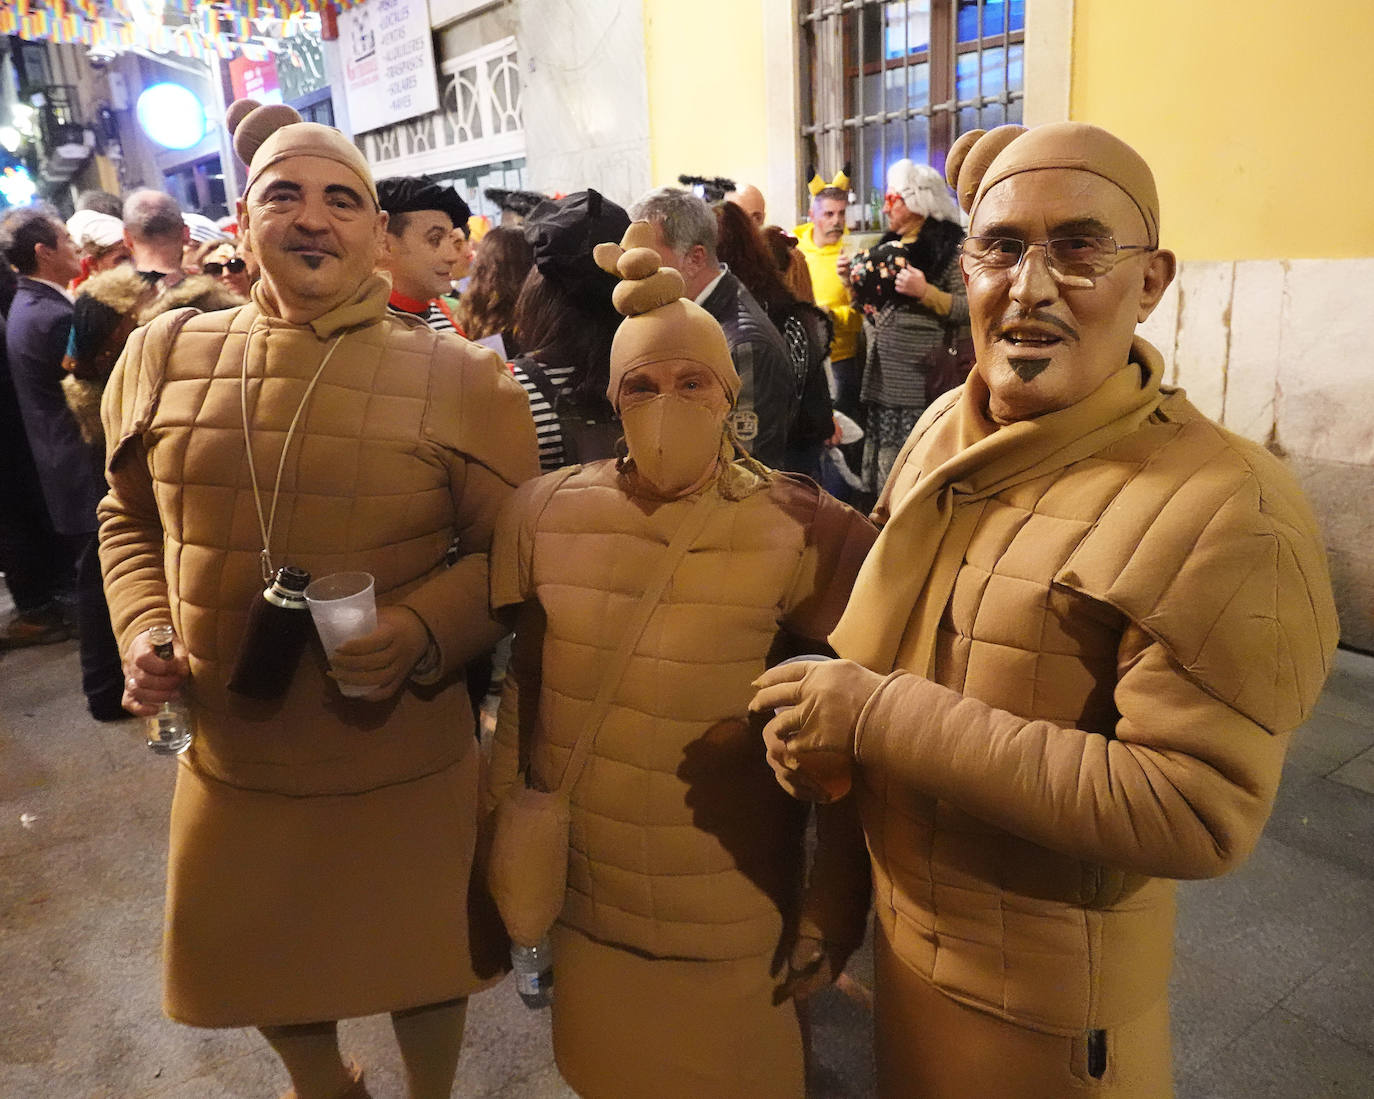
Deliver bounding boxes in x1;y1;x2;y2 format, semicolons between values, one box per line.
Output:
455;226;533;357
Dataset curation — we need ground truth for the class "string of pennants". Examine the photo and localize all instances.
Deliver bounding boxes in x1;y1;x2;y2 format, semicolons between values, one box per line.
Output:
0;0;360;62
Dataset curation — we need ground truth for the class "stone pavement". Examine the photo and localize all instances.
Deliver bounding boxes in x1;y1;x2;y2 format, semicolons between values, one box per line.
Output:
2;608;1371;1097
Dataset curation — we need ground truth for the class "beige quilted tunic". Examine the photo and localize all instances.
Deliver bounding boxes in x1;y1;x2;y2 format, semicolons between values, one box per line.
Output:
98;275;539;1026
487;459;875;1096
838;343;1339;1038
489;461;875;960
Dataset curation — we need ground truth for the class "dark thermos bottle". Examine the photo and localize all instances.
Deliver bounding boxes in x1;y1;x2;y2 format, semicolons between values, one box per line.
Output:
227;566;313;699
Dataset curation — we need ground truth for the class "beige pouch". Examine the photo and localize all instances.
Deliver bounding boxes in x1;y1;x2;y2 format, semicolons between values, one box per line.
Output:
488;784;571;949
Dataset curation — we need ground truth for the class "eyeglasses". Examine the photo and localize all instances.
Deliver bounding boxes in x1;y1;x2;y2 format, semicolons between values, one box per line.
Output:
203;258;247;276
959;235;1153;288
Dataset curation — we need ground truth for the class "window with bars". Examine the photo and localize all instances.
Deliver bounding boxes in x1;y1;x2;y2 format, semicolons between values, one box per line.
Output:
800;0;1024;228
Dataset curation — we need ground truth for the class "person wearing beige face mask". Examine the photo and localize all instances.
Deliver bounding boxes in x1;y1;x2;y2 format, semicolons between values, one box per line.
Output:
485;223;877;1099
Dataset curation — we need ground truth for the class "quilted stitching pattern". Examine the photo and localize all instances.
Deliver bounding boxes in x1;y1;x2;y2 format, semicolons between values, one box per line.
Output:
863;393;1336;1033
497;464;873;960
100;302;537;797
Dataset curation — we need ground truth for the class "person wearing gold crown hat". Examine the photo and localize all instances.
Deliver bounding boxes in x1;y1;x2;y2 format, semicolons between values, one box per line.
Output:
98;99;538;1098
485;222;876;1097
795;169;864;425
751;122;1339;1095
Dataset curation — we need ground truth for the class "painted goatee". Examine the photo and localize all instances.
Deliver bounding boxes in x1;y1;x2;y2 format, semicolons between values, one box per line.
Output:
299;254;324;270
1009;358;1052;381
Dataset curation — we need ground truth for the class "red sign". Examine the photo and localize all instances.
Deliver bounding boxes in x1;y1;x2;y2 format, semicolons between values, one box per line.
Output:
229;56;282;105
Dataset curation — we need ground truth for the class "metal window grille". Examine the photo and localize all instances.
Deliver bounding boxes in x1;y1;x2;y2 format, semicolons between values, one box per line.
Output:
800;0;1025;229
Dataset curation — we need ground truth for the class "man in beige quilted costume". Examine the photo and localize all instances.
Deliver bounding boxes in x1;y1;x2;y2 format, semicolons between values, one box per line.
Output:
98;100;538;1098
486;224;876;1097
752;122;1340;1096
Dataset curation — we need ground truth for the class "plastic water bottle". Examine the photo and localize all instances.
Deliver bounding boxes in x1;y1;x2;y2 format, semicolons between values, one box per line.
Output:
145;625;194;756
510;937;553;1009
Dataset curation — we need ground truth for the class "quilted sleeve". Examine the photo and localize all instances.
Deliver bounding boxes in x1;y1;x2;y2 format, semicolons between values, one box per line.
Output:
394;347;541;676
1056;419;1340;735
853;627;1294;881
782;487;877;642
97;322;173;653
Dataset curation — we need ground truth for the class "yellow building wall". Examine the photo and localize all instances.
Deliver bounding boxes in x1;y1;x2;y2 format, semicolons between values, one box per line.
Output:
642;0;772;194
1071;1;1374;261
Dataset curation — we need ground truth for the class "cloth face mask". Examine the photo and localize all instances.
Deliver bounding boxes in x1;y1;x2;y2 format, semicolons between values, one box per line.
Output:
620;393;725;497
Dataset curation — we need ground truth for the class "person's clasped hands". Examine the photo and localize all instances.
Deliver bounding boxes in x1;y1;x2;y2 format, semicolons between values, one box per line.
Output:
749;658;890;801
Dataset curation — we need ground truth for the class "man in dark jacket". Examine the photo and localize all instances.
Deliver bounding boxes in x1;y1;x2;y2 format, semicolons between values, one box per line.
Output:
0;268;70;649
631;187;794;469
0;205;124;717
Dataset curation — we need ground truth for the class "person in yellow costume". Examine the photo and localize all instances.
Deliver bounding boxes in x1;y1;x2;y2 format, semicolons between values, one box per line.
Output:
795;171;863;420
753;122;1340;1097
487;223;876;1098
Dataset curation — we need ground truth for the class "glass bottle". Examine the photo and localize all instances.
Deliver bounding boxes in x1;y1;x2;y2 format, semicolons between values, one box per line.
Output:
145;625;193;756
510;936;553;1009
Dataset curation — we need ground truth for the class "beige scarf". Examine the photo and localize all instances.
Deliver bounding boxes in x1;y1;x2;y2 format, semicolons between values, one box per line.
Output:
830;339;1166;674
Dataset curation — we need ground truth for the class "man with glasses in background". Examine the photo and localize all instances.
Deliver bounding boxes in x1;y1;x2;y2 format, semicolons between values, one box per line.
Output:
752;122;1338;1095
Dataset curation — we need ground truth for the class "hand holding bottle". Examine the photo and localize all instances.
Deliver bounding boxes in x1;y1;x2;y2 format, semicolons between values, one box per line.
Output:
122;626;191;717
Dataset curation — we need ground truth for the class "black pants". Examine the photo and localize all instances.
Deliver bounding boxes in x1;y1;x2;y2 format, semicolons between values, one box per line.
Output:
0;430;68;615
63;532;124;712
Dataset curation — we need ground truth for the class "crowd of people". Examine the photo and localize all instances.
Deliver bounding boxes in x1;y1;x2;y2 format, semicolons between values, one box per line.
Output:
0;94;1344;1099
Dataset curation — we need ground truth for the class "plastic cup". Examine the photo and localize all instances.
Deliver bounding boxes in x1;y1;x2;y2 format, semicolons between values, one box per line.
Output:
304;571;377;698
769;654;853;803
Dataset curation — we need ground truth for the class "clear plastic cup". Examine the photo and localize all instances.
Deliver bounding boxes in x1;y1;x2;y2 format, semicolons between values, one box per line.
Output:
770;654;853;803
304;571;377;698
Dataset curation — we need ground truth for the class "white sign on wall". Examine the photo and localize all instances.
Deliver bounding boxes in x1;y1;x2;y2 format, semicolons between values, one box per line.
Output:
339;0;441;135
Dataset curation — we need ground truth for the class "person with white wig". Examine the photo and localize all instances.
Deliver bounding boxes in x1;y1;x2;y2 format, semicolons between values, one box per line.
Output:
842;158;968;496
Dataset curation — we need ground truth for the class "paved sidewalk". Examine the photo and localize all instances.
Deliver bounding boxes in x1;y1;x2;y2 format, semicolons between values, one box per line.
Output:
1;609;1370;1096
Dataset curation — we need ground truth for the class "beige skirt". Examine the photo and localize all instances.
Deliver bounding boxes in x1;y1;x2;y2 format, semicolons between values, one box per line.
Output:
163;747;507;1027
550;923;804;1099
874;924;1173;1098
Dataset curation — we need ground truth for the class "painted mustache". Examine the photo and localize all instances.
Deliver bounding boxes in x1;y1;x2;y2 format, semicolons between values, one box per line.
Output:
994;309;1079;342
991;310;1077;384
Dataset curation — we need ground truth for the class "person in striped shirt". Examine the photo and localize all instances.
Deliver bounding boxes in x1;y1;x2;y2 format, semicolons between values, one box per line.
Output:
376;176;471;334
511;190;631;470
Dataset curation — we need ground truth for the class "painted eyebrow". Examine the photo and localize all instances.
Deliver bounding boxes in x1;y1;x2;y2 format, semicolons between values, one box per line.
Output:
975;216;1115;239
324;183;365;206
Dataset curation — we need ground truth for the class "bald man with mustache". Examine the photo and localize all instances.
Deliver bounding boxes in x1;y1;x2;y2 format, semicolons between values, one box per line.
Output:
752;123;1338;1096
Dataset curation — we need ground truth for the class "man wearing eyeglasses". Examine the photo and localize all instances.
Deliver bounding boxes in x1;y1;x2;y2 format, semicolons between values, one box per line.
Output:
752;122;1338;1096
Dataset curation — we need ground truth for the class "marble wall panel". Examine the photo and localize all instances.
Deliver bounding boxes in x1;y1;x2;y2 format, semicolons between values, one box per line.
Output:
1137;271;1180;372
1170;261;1233;421
1223;260;1285;446
1274;259;1374;466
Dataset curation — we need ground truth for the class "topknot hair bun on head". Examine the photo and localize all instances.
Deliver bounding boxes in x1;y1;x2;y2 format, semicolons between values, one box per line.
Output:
945;122;1161;247
945;125;1026;214
228;99;305;167
599;220;741;412
227;96;378;206
595;221;687;317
